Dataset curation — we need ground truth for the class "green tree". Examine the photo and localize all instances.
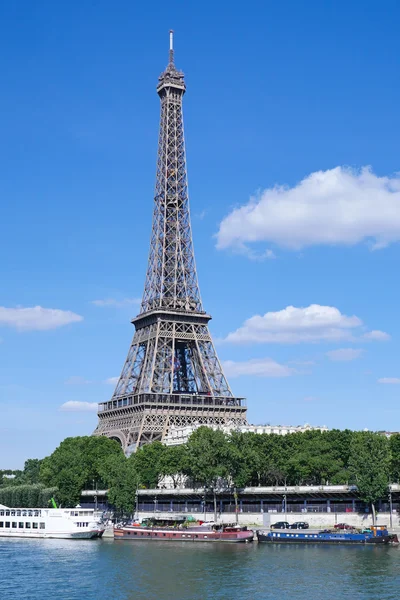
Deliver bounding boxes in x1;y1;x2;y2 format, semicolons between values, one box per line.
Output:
134;441;166;489
186;427;229;522
348;432;391;524
226;432;255;522
20;459;43;484
0;484;58;508
40;436;123;507
0;470;15;487
389;434;400;482
100;453;138;516
160;445;188;488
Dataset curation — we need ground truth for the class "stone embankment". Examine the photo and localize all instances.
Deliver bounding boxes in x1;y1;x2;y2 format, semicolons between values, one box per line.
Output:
130;510;399;530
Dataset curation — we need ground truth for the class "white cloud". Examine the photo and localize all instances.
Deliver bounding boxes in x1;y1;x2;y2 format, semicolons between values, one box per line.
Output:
378;378;400;385
326;348;363;361
105;377;119;385
223;304;389;345
216;166;400;253
59;401;98;412
64;376;92;385
224;304;360;344
363;330;391;341
222;358;296;378
91;298;141;308
0;306;83;331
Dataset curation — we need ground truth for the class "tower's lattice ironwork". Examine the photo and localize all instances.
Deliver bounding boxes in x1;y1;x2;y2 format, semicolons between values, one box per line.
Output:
94;32;247;451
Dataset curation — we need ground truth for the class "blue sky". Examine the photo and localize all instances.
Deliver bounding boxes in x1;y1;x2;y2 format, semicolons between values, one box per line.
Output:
1;0;400;468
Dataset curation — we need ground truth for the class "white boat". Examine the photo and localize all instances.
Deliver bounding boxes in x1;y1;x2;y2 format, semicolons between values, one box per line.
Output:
0;504;105;539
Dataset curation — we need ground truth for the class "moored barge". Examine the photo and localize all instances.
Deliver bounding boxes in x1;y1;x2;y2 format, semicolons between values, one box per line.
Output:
115;522;253;543
257;525;398;545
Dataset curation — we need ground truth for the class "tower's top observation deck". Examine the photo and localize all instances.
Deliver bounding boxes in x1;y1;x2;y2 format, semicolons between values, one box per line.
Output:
157;30;186;95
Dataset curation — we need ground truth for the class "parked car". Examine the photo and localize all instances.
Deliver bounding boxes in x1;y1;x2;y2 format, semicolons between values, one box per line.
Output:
289;521;309;529
271;521;290;529
334;523;354;530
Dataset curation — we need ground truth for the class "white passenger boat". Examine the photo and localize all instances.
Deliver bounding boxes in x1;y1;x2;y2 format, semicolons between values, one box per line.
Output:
0;504;105;539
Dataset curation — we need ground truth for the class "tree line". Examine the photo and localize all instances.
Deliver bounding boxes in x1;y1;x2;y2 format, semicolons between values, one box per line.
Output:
2;428;400;522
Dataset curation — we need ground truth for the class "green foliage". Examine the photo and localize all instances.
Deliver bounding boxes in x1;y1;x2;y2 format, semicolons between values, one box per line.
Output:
185;427;229;489
0;484;58;508
5;426;400;515
160;445;188;488
134;441;166;488
349;432;391;514
0;470;15;487
226;431;258;488
389;434;400;482
40;436;124;507
21;459;43;484
100;453;138;515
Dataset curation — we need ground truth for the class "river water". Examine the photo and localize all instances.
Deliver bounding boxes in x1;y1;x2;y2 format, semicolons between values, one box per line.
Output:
1;538;400;599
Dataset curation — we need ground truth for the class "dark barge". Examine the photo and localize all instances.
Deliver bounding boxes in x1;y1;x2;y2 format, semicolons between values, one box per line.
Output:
257;525;398;545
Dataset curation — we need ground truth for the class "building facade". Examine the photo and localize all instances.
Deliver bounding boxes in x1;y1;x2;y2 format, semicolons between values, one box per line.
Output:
164;423;329;446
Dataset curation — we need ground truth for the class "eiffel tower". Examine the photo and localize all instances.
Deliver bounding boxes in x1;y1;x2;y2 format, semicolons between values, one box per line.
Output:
94;32;247;451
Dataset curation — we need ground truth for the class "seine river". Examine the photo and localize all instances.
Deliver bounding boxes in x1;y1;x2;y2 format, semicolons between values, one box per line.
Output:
1;538;400;599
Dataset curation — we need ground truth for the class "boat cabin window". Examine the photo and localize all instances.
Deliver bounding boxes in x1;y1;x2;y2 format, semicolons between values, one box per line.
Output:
40;523;45;529
5;512;10;516
0;522;3;527
25;522;31;529
12;522;17;528
19;522;24;528
0;511;4;516
32;523;38;529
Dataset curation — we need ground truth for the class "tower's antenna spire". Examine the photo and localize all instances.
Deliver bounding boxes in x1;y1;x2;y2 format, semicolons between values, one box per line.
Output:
169;29;174;65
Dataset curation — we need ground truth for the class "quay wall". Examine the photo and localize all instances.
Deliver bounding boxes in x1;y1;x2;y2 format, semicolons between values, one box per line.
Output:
135;510;399;529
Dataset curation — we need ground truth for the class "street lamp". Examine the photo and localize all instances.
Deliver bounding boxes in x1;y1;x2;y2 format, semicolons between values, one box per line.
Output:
93;479;98;511
283;494;287;523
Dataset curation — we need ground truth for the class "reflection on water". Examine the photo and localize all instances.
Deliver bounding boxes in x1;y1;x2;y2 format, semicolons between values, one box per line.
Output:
1;538;400;599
